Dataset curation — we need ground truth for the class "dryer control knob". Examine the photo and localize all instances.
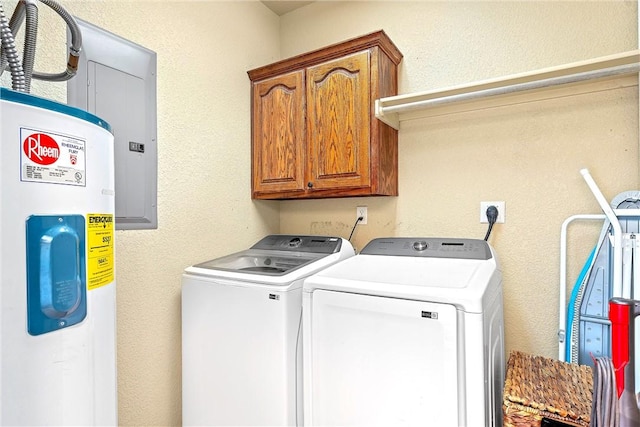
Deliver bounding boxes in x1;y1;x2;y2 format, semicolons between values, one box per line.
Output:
413;241;428;251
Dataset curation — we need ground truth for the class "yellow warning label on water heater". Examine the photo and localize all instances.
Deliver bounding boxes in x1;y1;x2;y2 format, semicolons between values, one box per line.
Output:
87;213;114;290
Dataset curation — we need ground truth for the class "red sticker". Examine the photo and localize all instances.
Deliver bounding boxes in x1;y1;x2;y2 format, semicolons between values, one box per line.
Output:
23;133;60;165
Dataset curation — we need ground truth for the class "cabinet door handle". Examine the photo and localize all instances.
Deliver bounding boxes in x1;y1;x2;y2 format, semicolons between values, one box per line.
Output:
307;182;313;188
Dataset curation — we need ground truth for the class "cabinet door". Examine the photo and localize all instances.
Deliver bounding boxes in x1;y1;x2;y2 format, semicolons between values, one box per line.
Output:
306;52;370;191
252;71;305;196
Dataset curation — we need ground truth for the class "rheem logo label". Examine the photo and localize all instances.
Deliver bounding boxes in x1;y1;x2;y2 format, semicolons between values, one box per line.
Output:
23;133;60;165
20;127;86;186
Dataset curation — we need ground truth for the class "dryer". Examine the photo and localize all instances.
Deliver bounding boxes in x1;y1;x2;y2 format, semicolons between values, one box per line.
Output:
302;237;504;427
182;235;355;426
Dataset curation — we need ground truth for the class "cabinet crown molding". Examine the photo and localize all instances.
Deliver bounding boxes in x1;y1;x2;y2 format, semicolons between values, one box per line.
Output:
248;30;403;82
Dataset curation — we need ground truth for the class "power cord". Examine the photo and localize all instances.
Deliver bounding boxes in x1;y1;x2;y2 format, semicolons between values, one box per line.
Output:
348;216;364;241
484;205;498;241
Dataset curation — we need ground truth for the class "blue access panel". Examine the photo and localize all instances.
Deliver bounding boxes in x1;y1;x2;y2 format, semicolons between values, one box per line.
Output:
25;215;87;335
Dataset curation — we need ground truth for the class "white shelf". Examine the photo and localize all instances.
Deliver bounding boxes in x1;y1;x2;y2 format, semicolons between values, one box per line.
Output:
375;50;640;130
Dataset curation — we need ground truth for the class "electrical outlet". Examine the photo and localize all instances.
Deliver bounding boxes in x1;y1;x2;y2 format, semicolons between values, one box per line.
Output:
356;206;368;225
480;201;505;223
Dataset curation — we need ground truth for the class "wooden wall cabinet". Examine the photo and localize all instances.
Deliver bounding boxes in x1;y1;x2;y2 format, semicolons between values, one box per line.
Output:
248;31;403;200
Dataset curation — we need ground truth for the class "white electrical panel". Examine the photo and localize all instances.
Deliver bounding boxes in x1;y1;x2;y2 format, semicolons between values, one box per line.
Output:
67;18;157;230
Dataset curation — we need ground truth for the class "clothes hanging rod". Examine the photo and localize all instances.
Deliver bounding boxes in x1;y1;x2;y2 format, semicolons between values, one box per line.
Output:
384;63;639;114
375;50;640;129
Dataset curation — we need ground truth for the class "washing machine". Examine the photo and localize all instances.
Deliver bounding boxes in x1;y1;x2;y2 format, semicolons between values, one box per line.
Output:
302;237;505;427
182;234;355;427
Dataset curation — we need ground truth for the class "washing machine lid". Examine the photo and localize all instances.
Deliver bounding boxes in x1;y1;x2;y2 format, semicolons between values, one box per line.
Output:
194;250;323;275
190;235;349;277
303;237;501;312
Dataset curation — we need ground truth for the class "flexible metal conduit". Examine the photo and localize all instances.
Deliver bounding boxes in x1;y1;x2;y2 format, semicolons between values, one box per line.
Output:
0;0;82;93
0;2;25;91
21;0;38;92
0;0;26;78
33;0;82;82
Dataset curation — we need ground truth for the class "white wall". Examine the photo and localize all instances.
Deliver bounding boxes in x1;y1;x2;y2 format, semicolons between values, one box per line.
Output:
2;1;281;424
278;0;638;363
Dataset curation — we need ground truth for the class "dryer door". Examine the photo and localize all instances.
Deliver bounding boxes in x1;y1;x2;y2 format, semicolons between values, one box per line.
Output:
305;289;460;426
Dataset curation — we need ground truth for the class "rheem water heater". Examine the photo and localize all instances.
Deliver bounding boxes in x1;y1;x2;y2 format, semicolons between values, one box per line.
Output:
0;87;117;425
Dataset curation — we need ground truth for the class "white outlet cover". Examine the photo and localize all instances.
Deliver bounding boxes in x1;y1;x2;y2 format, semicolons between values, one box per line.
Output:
480;201;505;223
356;206;368;225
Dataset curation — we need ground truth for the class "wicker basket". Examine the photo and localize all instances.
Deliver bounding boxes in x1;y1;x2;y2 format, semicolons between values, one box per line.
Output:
503;351;594;427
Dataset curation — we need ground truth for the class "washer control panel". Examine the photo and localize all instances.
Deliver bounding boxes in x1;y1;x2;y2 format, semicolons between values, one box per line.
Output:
360;237;492;260
251;235;343;254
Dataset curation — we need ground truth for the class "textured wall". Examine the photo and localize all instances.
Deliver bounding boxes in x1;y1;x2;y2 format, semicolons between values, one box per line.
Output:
278;1;638;360
1;1;281;425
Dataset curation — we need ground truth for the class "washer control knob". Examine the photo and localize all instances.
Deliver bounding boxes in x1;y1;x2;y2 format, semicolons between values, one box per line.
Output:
289;237;302;247
413;241;428;251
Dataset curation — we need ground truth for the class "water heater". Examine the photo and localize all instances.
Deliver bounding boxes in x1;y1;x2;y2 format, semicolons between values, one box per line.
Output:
0;87;117;425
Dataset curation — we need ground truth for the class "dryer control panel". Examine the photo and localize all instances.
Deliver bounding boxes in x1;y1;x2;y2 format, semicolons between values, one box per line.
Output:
360;237;492;260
